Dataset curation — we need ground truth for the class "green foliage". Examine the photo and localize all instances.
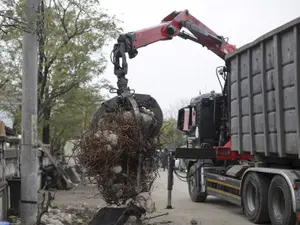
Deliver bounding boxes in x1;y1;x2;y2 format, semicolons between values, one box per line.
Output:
160;117;185;149
0;0;122;149
49;84;104;151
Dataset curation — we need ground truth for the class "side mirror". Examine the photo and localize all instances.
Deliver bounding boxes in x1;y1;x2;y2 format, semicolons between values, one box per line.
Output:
177;106;195;131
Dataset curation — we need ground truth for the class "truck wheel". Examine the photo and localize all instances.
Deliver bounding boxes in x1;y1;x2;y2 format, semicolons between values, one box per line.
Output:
242;172;270;223
188;164;207;202
268;175;296;225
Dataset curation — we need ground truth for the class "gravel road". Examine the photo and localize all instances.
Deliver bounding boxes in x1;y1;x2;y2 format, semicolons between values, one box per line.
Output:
54;170;269;225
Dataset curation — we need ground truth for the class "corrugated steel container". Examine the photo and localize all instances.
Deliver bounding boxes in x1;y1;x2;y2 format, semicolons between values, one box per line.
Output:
226;17;300;158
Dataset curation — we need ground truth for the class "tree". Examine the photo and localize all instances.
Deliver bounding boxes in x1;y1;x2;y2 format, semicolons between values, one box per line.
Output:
0;0;122;147
164;98;190;119
160;117;185;149
49;84;106;152
160;98;191;149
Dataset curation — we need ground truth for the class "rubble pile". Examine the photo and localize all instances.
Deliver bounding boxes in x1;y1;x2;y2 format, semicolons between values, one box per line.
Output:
11;203;98;225
76;109;161;205
10;202;167;225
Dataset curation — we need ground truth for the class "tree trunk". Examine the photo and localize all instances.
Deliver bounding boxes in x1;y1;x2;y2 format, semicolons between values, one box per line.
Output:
13;105;22;134
42;107;51;144
37;0;45;114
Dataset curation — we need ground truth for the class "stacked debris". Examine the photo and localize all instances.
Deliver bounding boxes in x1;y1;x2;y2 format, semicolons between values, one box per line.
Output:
10;202;162;225
10;203;99;225
76;94;163;205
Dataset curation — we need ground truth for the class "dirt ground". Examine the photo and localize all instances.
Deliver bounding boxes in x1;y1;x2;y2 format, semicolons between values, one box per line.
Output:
53;170;268;225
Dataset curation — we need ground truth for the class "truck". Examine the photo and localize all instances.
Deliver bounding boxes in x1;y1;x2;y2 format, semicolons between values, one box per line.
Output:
107;9;300;225
176;17;300;225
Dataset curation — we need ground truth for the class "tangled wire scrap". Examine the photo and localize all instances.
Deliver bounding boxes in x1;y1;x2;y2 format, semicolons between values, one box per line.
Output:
75;110;162;206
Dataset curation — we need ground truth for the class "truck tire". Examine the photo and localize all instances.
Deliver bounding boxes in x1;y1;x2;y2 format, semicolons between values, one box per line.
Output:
268;175;296;225
242;172;270;223
188;163;207;202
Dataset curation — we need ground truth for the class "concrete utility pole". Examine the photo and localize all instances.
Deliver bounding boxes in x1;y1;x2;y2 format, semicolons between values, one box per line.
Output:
21;0;39;224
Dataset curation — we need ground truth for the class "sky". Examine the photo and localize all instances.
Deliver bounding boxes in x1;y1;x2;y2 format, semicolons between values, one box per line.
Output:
98;0;300;114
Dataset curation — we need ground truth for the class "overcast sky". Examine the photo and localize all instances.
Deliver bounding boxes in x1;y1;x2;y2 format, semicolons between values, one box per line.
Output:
99;0;300;114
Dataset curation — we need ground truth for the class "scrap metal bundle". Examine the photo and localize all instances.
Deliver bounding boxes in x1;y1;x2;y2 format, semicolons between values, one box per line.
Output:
77;94;163;205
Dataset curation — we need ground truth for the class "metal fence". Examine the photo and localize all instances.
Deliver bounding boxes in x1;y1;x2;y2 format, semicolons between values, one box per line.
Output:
0;123;56;220
0;121;82;221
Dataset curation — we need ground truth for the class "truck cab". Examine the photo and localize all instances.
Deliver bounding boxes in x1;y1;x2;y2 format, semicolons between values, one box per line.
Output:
177;91;228;149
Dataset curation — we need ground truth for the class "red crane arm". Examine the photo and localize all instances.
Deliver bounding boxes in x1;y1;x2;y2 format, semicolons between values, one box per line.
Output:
112;9;236;78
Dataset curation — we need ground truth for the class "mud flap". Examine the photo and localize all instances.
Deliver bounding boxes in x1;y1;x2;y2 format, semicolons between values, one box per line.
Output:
89;206;146;225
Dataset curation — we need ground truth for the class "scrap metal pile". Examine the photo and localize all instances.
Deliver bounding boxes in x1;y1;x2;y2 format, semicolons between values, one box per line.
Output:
76;95;163;205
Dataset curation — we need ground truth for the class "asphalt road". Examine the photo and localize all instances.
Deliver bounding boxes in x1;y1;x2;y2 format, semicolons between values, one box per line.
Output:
148;170;262;225
54;170;269;225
